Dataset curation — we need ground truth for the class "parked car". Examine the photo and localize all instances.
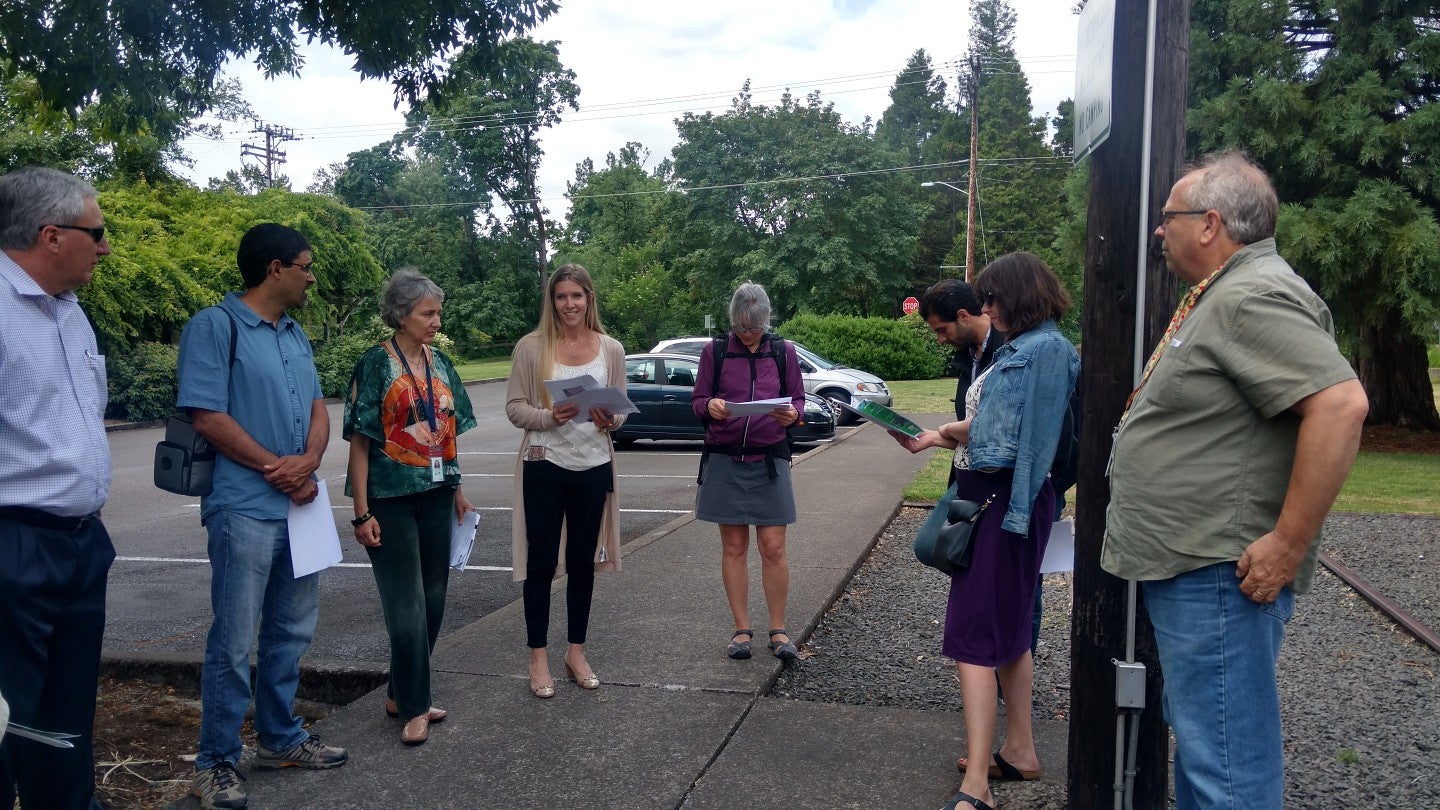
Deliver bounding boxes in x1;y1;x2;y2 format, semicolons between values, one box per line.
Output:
649;336;891;424
614;352;836;445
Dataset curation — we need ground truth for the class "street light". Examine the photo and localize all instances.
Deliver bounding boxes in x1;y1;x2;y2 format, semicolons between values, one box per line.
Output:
920;181;967;195
921;180;977;283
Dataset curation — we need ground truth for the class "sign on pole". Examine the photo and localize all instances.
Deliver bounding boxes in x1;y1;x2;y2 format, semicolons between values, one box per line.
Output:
1074;0;1115;161
902;296;920;315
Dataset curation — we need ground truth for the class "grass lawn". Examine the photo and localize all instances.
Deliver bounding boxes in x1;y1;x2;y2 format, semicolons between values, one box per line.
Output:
1336;452;1440;515
453;357;512;381
892;376;1440;515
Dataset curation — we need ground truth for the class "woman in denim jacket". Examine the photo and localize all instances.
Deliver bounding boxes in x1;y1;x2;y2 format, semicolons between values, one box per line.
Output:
907;252;1079;810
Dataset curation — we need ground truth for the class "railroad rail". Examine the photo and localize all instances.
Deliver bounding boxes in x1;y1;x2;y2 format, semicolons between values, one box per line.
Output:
1320;551;1440;655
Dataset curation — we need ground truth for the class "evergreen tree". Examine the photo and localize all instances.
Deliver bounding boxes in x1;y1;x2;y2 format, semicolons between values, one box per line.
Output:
958;0;1070;271
1187;0;1440;429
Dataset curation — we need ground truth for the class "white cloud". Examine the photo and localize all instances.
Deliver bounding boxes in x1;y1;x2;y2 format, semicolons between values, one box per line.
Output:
179;1;1078;220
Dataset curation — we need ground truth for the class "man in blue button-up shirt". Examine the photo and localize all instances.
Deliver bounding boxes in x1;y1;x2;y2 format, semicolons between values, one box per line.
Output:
178;223;348;808
0;167;116;810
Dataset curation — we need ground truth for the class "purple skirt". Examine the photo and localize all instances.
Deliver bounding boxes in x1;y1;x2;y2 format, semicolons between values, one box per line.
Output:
942;467;1054;667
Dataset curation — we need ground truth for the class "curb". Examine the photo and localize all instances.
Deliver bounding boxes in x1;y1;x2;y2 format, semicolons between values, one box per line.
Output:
101;650;388;706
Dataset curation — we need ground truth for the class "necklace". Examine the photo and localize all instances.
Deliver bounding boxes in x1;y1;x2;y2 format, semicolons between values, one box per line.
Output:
560;333;593;347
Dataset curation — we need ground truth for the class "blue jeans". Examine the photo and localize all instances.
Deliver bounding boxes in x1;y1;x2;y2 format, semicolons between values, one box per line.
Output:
1141;562;1293;810
197;511;320;770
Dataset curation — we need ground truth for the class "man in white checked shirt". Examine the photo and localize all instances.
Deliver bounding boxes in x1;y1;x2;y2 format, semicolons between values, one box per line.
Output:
0;166;115;810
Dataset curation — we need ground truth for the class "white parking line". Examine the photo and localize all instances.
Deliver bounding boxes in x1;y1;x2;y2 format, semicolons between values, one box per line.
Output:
114;556;512;572
178;505;692;515
460;473;695;479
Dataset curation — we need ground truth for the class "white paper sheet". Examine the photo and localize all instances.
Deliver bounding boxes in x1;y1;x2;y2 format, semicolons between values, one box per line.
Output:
1041;518;1076;574
287;479;343;578
450;510;480;570
724;397;792;416
542;374;639;422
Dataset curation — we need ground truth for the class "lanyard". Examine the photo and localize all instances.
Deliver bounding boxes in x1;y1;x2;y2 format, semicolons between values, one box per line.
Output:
392;338;438;433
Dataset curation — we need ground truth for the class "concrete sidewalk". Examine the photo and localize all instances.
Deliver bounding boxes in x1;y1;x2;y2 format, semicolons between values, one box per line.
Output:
167;423;1067;809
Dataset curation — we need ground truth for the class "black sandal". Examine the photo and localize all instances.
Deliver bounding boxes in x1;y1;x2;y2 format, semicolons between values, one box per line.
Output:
768;629;799;660
727;629;754;659
941;790;993;810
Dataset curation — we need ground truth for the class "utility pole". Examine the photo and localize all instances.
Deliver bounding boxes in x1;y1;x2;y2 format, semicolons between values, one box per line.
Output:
1068;1;1191;808
241;120;299;188
965;53;980;284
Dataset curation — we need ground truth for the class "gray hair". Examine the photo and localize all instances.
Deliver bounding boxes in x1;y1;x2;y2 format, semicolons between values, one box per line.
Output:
729;282;772;331
1185;150;1278;245
380;267;445;328
0;167;99;251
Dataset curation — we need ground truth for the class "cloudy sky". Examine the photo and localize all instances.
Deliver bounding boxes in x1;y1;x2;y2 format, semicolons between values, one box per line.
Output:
179;1;1079;220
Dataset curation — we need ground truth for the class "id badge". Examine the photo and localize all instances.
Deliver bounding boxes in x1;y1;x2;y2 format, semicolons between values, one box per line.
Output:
429;445;445;483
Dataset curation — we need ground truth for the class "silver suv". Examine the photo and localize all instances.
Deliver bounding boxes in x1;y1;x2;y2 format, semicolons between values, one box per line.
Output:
649;336;891;423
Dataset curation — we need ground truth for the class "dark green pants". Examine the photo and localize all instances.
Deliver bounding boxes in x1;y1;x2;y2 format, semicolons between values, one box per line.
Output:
367;486;454;720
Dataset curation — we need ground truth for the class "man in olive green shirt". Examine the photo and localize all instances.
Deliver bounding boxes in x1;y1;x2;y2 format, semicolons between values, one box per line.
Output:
1102;151;1368;810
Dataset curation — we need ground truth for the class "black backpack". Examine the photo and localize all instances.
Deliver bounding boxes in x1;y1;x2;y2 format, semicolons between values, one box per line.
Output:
696;331;794;483
706;332;790;404
1049;382;1081;499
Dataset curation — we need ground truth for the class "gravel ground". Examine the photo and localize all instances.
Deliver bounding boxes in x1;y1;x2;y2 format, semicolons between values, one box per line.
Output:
774;507;1440;808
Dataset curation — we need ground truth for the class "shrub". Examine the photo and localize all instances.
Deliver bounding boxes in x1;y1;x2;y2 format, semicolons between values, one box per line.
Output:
777;313;949;381
313;318;392;398
107;342;179;423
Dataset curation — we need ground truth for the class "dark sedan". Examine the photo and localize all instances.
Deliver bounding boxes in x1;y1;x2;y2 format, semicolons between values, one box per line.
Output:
614;352;836;445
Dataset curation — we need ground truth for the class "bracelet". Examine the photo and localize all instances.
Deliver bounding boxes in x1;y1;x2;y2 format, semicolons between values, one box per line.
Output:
351;512;374;527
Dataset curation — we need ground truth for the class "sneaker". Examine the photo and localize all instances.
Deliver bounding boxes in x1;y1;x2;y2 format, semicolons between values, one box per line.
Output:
191;762;247;809
255;735;349;770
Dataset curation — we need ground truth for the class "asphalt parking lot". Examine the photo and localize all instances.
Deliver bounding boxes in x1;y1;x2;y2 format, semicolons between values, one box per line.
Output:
101;380;838;664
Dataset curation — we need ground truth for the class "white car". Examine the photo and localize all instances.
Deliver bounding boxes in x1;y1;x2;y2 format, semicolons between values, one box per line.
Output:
649;336;892;423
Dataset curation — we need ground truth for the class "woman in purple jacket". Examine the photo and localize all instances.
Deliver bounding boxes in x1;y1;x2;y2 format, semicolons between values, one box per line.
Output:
691;283;806;661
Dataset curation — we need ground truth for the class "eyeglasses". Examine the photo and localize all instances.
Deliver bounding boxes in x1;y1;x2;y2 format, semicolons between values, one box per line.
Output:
281;260;315;274
1157;209;1208;227
45;224;106;243
734;324;767;334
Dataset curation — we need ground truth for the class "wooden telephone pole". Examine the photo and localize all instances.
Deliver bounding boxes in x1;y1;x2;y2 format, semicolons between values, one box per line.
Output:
965;54;979;283
1068;1;1191;808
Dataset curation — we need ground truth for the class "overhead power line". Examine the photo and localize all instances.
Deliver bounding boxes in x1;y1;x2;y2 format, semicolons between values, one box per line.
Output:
353;158;974;211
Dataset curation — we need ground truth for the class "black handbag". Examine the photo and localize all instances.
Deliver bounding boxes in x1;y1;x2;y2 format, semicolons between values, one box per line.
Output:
914;485;994;575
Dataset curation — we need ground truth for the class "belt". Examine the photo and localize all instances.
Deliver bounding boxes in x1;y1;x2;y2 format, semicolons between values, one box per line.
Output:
0;506;100;533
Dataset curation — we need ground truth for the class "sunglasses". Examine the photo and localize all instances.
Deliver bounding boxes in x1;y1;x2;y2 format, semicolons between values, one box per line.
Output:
46;224;106;243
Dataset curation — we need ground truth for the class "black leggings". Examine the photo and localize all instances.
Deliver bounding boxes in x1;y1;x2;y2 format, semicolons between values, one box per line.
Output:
522;459;612;648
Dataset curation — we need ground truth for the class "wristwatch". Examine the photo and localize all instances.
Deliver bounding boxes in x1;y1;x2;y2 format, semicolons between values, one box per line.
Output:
351;512;374;527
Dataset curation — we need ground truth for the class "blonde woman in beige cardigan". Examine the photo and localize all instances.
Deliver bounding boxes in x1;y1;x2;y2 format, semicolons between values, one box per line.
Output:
505;264;627;699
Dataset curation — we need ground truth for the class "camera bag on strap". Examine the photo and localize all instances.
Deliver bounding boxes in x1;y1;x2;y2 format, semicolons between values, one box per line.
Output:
153;308;237;496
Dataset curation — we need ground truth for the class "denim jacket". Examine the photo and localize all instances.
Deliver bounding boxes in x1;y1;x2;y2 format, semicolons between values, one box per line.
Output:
967;320;1079;534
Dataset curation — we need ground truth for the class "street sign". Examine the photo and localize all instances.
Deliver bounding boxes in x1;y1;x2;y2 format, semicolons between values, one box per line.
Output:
1074;0;1114;161
902;296;919;315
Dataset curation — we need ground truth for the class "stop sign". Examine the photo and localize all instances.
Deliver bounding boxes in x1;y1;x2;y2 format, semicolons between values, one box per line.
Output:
902;296;919;315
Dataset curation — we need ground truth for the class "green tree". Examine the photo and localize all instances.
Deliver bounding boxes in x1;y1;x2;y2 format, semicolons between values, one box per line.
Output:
960;0;1071;270
0;0;558;124
669;84;925;318
0;65;252;184
1187;0;1440;429
876;49;949;165
557;142;701;349
876;50;967;290
410;37;579;289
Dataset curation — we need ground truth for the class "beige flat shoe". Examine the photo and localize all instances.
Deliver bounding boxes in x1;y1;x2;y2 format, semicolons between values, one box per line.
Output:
565;662;600;690
401;715;429;746
385;700;447;723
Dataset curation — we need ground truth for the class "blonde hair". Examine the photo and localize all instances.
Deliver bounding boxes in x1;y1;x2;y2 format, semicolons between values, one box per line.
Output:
531;263;607;407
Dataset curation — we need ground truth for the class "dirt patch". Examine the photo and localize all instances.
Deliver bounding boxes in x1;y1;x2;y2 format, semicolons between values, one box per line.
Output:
1360;425;1440;455
92;677;206;809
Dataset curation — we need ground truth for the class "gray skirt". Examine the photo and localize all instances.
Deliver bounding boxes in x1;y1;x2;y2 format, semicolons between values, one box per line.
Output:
695;453;797;526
